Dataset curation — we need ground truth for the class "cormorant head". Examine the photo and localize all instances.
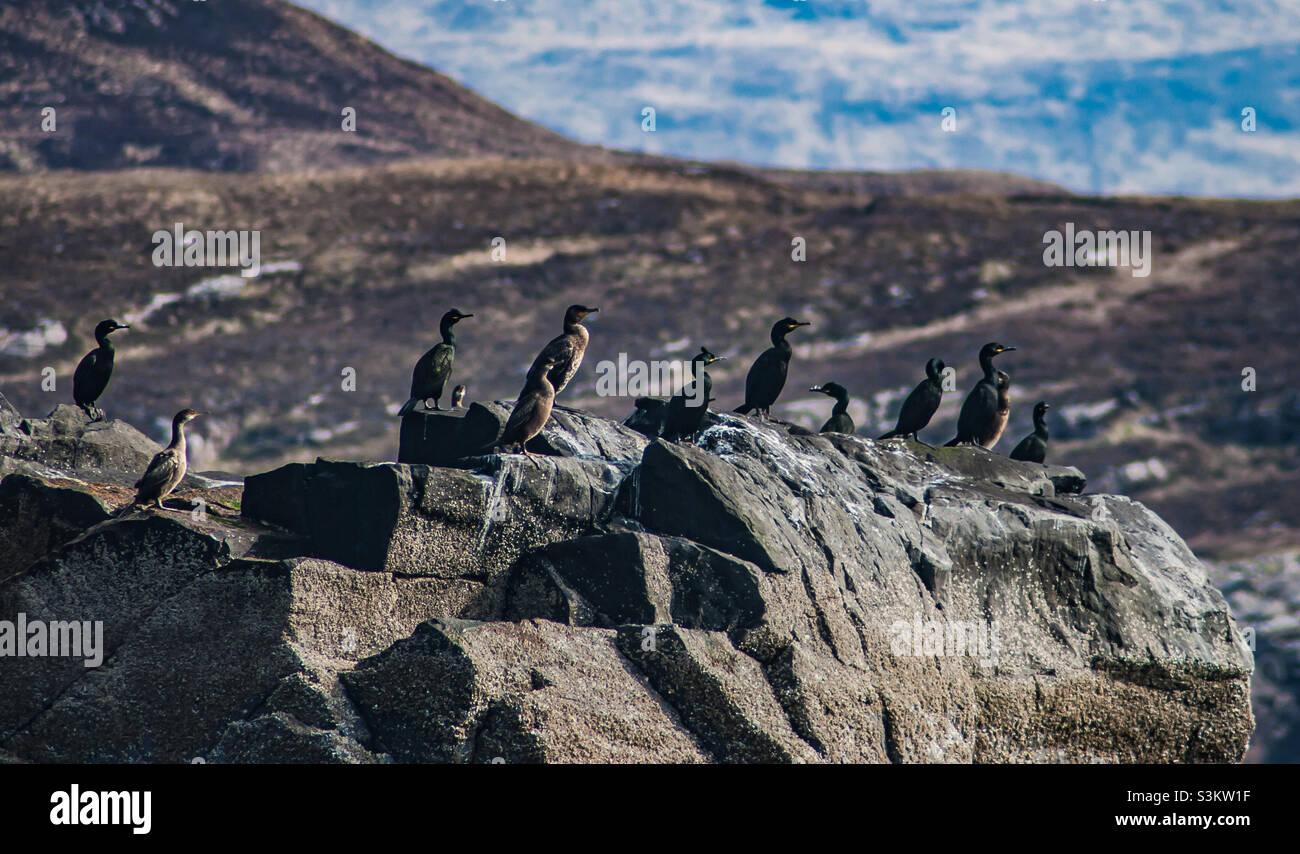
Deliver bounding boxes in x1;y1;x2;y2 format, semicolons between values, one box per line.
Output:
174;409;203;426
925;358;946;382
771;317;810;341
980;342;1015;361
442;309;473;327
694;346;725;366
565;305;599;324
809;382;848;400
94;319;130;340
1033;401;1050;418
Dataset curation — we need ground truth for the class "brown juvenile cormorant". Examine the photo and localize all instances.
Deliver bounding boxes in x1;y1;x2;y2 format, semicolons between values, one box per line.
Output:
1009;401;1051;463
662;347;726;442
528;304;598;396
451;384;467;408
879;357;945;442
986;369;1012;449
398;309;472;415
72;319;129;420
944;342;1015;448
131;409;202;509
496;357;559;460
809;382;854;434
734;317;810;417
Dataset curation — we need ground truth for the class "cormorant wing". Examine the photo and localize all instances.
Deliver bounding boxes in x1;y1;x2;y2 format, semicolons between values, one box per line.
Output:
135;448;181;497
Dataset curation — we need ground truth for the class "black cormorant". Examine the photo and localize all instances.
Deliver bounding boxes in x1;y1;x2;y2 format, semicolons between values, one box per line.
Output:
398;309;472;415
1009;401;1050;463
662;347;726;442
623;397;668;438
72;319;129;420
879;357;945;442
944;342;1015;448
734;317;810;417
451;384;467;408
528;304;598;396
132;409;202;509
809;382;854;434
496;357;559;460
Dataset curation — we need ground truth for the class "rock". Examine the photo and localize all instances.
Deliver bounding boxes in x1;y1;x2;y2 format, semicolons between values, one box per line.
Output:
0;404;160;486
341;618;710;763
0;395;1255;763
398;401;648;466
503;531;765;632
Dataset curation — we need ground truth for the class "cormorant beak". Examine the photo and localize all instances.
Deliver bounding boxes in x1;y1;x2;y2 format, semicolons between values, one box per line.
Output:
116;324;131;330
1000;346;1016;353
710;356;727;364
459;313;474;319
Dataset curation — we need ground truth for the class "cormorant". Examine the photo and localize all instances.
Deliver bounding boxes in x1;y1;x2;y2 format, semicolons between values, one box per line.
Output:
131;409;202;510
809;382;854;434
734;317;810;417
496;357;559;460
662;347;726;442
623;397;668;439
451;385;467;408
398;309;472;415
72;319;129;420
879;357;945;442
944;342;1015;448
1009;401;1051;463
528;304;598;396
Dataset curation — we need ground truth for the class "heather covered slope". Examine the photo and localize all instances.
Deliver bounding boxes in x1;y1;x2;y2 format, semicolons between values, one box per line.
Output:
0;0;601;172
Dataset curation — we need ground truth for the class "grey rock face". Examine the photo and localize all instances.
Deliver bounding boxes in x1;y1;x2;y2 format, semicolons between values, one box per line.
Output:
0;397;1254;763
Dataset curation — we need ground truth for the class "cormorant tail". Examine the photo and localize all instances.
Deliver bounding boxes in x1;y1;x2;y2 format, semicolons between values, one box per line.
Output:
397;398;421;417
943;436;960;447
734;403;754;414
878;429;899;440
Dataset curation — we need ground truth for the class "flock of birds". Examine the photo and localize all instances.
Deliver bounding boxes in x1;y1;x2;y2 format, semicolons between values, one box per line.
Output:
60;303;1052;512
395;305;1053;464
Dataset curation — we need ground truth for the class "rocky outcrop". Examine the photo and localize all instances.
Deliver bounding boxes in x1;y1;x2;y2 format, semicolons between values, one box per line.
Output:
0;398;1254;763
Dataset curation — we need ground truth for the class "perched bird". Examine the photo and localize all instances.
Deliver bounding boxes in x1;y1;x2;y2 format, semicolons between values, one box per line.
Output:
809;382;854;434
945;342;1015;448
734;317;810;417
496;358;559;460
1009;401;1051;463
398;309;472;415
528;304;598;396
662;347;726;442
131;409;202;510
623;397;669;439
879;358;945;442
72;319;129;420
451;385;467;408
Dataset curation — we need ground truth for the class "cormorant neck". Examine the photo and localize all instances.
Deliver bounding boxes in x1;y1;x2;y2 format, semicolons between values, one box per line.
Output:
831;394;849;415
170;419;188;450
1034;413;1049;439
97;333;115;351
440;322;457;346
978;352;996;380
926;364;942;383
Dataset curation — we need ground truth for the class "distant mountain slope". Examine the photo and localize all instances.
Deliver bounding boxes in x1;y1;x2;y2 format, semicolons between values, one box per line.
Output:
0;0;603;172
